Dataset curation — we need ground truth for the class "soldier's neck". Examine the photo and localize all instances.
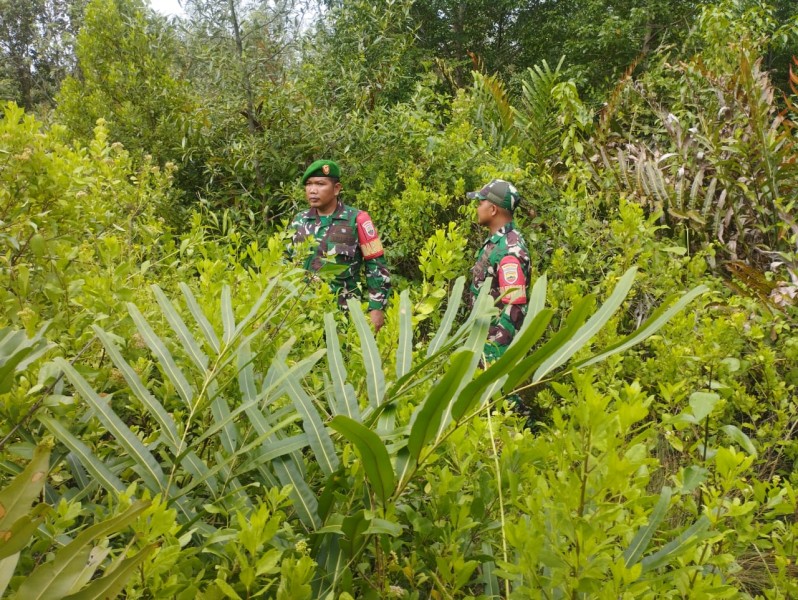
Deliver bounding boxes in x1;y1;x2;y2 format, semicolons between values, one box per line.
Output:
317;199;340;217
489;216;512;235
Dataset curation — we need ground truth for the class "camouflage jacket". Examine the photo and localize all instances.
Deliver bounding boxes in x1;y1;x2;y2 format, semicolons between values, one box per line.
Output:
289;201;391;311
468;221;531;362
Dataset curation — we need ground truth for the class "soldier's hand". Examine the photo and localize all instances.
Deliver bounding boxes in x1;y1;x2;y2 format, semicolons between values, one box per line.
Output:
369;310;385;332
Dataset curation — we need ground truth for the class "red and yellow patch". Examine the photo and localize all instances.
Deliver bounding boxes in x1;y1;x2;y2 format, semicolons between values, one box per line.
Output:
356;211;384;259
498;257;527;304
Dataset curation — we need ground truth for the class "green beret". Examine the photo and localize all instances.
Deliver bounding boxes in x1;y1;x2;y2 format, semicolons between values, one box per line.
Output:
301;159;341;184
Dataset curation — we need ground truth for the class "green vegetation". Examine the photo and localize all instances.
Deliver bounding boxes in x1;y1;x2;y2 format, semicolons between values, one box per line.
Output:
1;0;797;597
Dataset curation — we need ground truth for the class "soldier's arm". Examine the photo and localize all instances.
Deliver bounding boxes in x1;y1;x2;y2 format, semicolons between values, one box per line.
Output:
356;212;391;312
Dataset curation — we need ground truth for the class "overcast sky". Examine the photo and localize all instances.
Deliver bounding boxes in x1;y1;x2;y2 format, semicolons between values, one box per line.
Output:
149;0;186;17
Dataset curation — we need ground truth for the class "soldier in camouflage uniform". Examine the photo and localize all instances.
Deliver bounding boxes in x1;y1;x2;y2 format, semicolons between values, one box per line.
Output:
467;179;531;363
289;159;391;331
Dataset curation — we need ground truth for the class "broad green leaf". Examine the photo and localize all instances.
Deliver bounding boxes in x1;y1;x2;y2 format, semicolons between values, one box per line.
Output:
680;466;708;493
623;486;673;567
56;358;166;491
324;313;360;421
221;285;235;345
572;285;709;370
364;518;403;536
526;273;547;322
689;391;720;422
152;285;209;371
394;448;416;491
0;443;49;530
427;276;465;357
0;504;48;560
127;303;195;409
273;457;320;529
210;395;239;455
396;290;413;378
347;299;384;408
452;309;553;421
504;294;596;391
720;425;757;457
639;516;712;573
60;545;156;600
0;552;19;596
179;283;220;355
533;267;637;382
407;350;475;460
330;416;394;505
18;501;150;599
38;416;125;493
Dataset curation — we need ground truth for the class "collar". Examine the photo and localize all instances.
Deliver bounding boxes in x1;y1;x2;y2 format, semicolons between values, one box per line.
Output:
483;221;515;246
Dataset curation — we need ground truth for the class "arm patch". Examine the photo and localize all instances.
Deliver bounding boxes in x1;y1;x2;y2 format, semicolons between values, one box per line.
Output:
356;211;384;259
498;256;527;304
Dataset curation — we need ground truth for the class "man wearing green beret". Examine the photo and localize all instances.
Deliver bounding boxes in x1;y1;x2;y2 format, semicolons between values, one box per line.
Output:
467;179;531;362
289;159;391;331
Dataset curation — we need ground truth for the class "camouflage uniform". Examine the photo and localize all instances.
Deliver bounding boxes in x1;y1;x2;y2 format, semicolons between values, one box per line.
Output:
289;200;391;311
468;221;530;362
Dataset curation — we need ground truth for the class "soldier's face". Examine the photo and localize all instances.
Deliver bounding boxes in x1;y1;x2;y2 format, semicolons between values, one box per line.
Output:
476;199;495;226
305;177;341;215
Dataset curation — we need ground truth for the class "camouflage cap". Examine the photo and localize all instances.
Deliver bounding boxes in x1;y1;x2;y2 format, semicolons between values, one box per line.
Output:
467;179;522;212
301;159;341;184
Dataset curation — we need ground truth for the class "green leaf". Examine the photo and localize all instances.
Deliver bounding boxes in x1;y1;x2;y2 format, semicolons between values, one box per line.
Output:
275;360;339;476
0;552;19;596
273;457;320;529
0;443;49;530
330;416;395;505
689;391;720;422
60;545;156;600
533;267;637;382
623;486;673;567
221;284;235;345
324;313;360;421
572;285;709;370
504;294;595;391
38;416;125;493
452;309;553;421
18;501;150;599
127;303;195;409
347;299;384;408
152;285;209;371
407;350;475;460
93;326;179;448
364;518;403;536
720;425;757;457
427;276;465;357
639;516;711;573
0;505;48;560
396;290;413;379
55;358;166;491
179;283;220;355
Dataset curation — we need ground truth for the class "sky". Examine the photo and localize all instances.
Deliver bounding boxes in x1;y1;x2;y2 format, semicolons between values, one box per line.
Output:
149;0;186;17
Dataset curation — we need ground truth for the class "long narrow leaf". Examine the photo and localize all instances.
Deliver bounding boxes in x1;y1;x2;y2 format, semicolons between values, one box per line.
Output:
127;303;195;409
347;299;385;408
0;553;19;597
533;267;637;382
152;285;209;371
330;416;395;505
93;326;179;448
572;285;709;371
55;358;166;491
0;443;49;529
275;361;339;476
38;416;125;493
639;516;712;573
179;283;220;355
221;285;235;345
407;350;475;460
623;486;673;567
61;545;156;600
324;313;360;421
427;276;465;357
273;457;321;529
396;290;413;379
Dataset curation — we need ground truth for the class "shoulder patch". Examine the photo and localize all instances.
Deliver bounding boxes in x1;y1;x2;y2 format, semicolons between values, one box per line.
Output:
498;256;527;304
356;211;384;259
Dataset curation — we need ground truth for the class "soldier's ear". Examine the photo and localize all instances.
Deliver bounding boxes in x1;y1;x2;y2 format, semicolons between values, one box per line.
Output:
333;181;342;196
